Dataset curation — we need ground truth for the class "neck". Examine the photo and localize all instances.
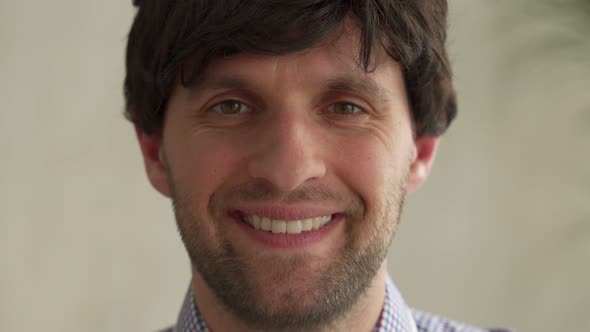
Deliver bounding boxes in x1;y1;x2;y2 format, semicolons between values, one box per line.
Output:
191;263;388;332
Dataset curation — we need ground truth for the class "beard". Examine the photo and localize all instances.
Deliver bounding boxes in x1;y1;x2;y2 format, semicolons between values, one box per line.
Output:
170;176;406;331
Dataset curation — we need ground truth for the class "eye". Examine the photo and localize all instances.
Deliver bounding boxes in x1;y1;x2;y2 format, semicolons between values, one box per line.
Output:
208;100;252;115
326;102;365;115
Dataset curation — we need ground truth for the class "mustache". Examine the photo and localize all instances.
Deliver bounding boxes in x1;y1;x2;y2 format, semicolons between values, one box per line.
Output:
210;179;364;212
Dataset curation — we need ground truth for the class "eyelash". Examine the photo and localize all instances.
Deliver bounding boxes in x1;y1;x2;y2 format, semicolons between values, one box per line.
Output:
324;102;366;116
205;100;367;117
207;100;252;115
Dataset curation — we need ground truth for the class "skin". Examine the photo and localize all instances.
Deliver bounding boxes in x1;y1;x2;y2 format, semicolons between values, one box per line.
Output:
136;21;439;332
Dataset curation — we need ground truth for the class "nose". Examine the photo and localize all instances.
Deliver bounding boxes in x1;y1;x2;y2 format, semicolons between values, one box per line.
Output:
247;113;326;192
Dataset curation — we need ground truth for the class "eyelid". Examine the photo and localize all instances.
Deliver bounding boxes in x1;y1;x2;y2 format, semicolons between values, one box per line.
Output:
202;88;265;111
209;99;251;113
202;93;257;115
322;92;373;114
321;91;374;110
326;102;366;114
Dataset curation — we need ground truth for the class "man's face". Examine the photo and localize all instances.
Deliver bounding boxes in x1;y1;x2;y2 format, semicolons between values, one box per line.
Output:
138;23;437;330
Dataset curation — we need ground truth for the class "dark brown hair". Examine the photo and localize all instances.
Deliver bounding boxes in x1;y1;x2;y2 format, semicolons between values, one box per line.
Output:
124;0;456;137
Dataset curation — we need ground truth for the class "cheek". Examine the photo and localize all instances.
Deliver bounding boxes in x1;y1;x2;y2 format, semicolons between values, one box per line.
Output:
328;134;410;214
166;133;245;209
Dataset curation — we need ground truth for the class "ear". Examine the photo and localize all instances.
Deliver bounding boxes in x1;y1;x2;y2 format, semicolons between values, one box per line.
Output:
405;136;440;195
135;125;172;198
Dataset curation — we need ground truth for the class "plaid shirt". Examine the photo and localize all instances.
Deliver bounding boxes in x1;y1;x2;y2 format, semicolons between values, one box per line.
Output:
162;277;511;332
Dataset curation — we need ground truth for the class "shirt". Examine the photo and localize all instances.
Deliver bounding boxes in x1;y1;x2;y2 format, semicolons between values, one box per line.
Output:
161;277;511;332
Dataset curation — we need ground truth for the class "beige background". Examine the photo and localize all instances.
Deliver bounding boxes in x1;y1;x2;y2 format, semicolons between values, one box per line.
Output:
1;1;588;331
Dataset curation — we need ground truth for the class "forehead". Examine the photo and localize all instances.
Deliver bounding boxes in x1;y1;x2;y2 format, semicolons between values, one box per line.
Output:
183;22;404;100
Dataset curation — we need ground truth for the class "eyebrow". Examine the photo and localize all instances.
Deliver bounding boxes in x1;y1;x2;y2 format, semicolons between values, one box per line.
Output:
189;76;256;93
187;76;266;106
190;74;392;104
321;76;392;104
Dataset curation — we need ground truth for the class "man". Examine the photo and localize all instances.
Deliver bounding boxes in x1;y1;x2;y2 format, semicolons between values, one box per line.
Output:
124;1;507;331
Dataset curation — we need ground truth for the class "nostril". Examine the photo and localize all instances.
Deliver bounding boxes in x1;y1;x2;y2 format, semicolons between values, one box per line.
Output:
247;154;326;192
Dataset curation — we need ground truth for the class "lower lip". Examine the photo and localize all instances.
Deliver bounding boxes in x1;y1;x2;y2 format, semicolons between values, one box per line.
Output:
232;214;343;249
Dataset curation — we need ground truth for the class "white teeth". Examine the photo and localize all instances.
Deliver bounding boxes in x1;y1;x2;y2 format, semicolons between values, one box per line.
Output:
312;217;321;230
260;217;272;231
251;215;261;229
244;215;332;234
286;221;302;234
302;219;313;231
271;220;286;234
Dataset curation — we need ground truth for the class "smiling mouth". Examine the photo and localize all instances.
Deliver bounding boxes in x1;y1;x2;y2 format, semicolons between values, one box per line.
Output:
239;213;334;234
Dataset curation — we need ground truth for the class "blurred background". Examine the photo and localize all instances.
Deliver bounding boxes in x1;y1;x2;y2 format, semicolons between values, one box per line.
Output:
0;0;588;331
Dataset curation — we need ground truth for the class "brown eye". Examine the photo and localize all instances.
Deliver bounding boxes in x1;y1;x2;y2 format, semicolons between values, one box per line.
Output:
327;102;364;115
209;100;251;115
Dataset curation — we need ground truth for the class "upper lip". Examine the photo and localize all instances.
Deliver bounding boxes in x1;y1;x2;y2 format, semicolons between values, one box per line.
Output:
233;204;339;220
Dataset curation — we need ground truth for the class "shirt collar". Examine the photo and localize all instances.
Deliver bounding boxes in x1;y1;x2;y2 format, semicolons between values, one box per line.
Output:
174;276;416;332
